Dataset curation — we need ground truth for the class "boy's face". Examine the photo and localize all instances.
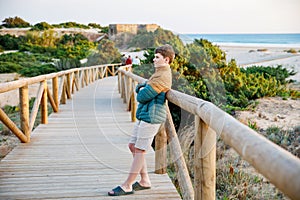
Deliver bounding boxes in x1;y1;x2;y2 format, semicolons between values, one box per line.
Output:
153;53;169;67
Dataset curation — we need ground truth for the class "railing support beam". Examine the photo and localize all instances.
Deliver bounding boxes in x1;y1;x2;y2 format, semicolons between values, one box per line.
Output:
194;116;216;200
19;86;30;142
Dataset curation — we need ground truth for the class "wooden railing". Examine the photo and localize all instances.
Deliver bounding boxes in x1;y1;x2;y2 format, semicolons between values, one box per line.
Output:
118;66;300;200
0;64;121;143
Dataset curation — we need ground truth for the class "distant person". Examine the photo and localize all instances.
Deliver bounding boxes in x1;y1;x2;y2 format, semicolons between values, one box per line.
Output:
132;56;141;66
125;55;132;65
108;44;175;196
121;54;127;65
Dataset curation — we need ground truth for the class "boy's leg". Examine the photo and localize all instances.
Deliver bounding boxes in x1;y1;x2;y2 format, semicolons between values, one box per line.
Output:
128;143;151;187
121;147;147;191
109;122;160;194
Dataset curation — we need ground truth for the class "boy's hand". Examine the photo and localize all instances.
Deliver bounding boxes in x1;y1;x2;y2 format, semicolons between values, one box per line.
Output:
135;82;147;93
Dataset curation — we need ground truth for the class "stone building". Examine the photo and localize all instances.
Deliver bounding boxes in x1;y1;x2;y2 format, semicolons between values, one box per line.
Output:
108;24;159;37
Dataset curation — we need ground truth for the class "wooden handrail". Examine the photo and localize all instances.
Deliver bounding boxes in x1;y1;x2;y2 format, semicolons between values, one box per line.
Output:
118;66;300;200
0;64;121;93
0;63;121;143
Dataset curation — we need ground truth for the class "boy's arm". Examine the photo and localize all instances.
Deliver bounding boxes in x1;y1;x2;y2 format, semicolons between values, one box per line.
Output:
136;84;159;103
135;82;147;93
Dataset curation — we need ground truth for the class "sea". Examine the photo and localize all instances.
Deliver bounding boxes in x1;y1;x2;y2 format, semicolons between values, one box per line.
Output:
179;33;300;47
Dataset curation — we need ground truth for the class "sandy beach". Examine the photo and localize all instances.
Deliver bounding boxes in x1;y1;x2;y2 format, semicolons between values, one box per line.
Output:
217;44;300;131
219;45;300;82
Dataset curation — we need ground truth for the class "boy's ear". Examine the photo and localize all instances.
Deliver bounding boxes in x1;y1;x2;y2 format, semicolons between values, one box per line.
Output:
165;57;170;64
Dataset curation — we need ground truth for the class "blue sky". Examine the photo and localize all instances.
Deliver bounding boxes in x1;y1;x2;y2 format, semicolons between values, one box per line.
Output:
0;0;299;34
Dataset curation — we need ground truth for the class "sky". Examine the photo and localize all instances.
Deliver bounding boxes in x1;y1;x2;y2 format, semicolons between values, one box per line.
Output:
0;0;299;34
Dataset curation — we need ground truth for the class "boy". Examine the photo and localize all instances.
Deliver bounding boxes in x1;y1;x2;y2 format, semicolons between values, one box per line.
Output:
108;44;175;196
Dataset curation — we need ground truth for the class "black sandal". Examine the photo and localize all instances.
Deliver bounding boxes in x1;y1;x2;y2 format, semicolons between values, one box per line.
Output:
132;181;151;191
108;186;134;196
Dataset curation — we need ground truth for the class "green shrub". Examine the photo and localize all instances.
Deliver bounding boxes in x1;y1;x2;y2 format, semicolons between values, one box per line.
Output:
248;120;258;130
52;22;90;29
257;48;268;52
1;16;31;28
0;61;23;73
241;65;296;84
0;34;21;50
86;39;120;65
88;23;102;29
19;63;58;77
286;48;297;54
30;22;53;31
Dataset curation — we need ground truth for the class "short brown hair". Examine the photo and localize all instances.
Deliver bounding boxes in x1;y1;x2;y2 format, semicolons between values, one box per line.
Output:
155;44;175;64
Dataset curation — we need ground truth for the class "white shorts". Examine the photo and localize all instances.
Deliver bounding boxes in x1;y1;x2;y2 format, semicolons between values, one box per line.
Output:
129;120;162;151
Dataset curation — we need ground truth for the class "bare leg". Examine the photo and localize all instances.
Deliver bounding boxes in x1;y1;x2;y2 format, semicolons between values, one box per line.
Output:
128;143;151;187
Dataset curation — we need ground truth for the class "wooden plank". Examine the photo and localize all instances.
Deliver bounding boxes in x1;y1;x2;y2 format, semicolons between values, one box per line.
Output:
0;76;181;200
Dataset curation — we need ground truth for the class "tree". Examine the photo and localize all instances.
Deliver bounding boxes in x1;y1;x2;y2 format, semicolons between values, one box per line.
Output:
2;16;31;28
31;22;53;31
0;34;21;50
128;28;189;57
88;23;102;29
86;39;121;65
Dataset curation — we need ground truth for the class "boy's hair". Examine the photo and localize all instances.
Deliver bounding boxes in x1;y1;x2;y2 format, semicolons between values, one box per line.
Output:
155;44;175;64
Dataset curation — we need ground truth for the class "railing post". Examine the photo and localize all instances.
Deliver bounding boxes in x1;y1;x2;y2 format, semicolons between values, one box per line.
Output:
155;124;167;174
84;70;88;86
100;67;104;79
66;73;71;99
79;70;84;88
91;68;94;82
120;73;124;99
41;80;48;124
122;74;126;103
52;76;59;111
126;76;132;109
194;115;216;200
19;85;30;142
74;71;79;91
118;72;121;93
111;65;115;76
61;76;67;104
130;80;136;122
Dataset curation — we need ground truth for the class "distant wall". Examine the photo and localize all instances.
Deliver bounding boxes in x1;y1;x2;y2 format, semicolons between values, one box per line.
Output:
109;24;159;37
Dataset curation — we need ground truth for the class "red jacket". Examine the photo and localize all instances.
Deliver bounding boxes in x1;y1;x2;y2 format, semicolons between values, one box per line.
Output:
125;57;132;65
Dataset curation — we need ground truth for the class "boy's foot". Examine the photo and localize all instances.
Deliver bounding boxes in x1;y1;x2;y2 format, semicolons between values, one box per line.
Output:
132;181;151;191
108;186;134;196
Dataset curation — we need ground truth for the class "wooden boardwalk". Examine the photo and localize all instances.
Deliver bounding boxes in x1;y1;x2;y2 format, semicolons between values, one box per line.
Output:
0;76;181;199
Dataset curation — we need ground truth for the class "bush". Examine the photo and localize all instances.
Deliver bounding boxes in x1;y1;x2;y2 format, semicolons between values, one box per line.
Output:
241;65;296;84
0;61;23;73
1;16;31;28
257;48;268;52
19;63;58;77
86;39;121;65
128;28;189;57
0;34;21;50
88;23;102;29
286;48;297;54
30;22;53;31
52;22;90;29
